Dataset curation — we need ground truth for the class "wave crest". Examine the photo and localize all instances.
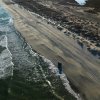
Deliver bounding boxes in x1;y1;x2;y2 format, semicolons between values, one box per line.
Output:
0;35;14;78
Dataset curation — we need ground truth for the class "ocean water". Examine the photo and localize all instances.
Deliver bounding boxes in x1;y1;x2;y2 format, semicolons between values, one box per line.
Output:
0;6;81;100
0;6;13;79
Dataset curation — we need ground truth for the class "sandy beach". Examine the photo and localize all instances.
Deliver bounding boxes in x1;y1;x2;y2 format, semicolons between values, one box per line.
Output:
0;0;100;99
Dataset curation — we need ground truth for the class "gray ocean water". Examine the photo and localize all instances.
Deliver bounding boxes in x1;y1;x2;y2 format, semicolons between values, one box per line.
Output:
0;6;82;100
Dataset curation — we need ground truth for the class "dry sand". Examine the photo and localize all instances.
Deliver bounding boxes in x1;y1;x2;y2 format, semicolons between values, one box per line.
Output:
0;0;100;99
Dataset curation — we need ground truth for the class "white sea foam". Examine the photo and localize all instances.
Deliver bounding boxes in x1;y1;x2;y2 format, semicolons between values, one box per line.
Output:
42;56;82;100
23;41;82;99
27;43;82;99
9;17;13;25
0;35;14;78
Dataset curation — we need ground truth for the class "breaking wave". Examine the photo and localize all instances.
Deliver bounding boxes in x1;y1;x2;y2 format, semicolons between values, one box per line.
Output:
0;35;13;78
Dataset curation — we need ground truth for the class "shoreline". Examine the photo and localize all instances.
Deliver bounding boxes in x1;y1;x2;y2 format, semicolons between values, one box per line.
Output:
0;20;77;99
0;0;100;100
0;1;82;100
14;27;78;100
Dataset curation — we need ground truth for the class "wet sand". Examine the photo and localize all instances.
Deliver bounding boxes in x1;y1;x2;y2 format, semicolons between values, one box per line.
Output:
0;0;100;100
